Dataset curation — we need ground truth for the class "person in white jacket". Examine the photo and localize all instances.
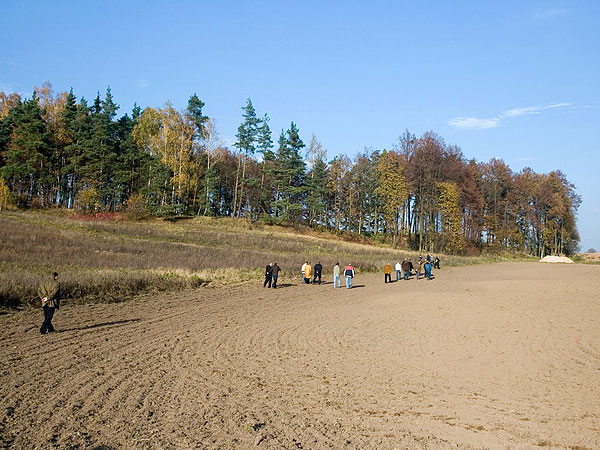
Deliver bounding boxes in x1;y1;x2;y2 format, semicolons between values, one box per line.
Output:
395;261;402;281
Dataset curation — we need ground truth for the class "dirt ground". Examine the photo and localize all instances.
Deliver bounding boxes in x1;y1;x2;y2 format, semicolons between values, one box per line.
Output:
1;262;599;450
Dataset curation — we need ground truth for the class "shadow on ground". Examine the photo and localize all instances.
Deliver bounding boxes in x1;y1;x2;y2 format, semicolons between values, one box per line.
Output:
60;319;141;333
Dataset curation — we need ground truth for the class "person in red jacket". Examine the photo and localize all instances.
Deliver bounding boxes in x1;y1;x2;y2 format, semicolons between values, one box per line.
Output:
344;264;355;289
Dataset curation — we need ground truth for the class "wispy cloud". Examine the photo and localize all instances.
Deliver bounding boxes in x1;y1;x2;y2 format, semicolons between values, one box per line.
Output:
503;102;572;117
0;58;22;67
449;102;574;130
448;117;500;129
518;156;535;161
533;8;567;19
136;79;150;88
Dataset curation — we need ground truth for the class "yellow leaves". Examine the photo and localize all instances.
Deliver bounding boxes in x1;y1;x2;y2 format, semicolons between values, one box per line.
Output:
376;150;407;224
437;181;463;252
76;187;101;212
437;181;460;215
132;104;198;197
0;178;10;210
34;82;71;146
0;92;21;118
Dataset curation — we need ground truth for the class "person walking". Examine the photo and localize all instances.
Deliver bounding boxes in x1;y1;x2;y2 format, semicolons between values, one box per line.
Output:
401;259;411;281
384;263;392;283
271;263;280;288
313;262;323;284
301;262;308;284
395;261;402;281
333;262;341;288
424;260;433;280
38;272;60;334
415;258;423;280
263;263;273;288
304;262;312;284
344;264;355;289
434;256;440;269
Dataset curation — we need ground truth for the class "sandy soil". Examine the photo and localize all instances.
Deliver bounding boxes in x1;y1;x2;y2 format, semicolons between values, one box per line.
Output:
1;262;599;450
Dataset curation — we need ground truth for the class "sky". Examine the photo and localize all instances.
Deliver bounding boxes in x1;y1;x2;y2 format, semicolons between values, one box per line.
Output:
2;0;599;250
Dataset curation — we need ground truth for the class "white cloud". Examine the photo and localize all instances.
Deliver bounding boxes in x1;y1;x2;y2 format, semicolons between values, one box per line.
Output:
0;58;22;68
449;102;574;130
448;117;500;129
502;103;572;118
533;8;567;19
136;79;150;88
518;156;535;161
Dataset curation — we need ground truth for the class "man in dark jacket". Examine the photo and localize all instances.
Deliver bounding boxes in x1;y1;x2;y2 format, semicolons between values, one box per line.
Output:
38;272;60;334
313;262;323;284
264;263;273;288
401;259;411;281
271;263;280;289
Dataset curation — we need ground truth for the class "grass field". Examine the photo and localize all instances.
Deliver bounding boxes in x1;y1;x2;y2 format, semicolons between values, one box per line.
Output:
0;210;532;308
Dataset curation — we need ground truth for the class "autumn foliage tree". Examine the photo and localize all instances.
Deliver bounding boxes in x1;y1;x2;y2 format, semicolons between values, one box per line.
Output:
0;83;582;256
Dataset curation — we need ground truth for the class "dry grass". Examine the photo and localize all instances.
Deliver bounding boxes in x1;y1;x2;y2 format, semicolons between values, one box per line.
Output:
0;210;530;308
574;252;600;264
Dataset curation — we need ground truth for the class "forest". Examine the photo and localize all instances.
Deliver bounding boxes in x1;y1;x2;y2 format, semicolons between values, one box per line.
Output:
0;83;580;256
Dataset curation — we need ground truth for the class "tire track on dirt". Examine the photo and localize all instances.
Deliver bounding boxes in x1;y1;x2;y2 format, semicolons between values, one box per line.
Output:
2;264;600;449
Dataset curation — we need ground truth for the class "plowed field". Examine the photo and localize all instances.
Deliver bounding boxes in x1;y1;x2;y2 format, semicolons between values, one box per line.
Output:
1;262;599;449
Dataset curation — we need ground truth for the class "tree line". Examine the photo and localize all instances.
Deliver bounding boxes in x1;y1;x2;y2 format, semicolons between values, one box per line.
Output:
0;83;580;256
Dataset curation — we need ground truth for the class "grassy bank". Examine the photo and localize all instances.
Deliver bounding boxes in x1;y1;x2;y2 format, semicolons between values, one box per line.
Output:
0;210;533;309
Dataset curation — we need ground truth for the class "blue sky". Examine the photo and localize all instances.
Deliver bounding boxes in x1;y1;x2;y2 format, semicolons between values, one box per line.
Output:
2;1;599;250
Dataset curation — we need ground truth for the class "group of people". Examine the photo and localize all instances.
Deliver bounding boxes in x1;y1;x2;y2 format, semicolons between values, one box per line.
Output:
263;262;357;289
38;255;439;335
263;263;281;288
301;262;356;288
384;255;439;283
263;256;440;290
300;261;323;285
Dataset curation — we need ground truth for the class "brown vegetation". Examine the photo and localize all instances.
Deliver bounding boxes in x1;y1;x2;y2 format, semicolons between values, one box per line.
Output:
0;210;531;308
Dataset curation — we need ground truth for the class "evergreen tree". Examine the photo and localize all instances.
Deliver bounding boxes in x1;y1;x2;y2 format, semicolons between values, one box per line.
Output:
233;98;260;217
256;113;274;216
1;94;51;206
186;93;209;140
306;157;328;226
272;122;306;223
56;89;78;206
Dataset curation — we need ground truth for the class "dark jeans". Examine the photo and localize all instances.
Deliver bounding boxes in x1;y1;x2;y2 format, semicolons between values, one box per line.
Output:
40;306;55;334
272;274;278;288
424;265;432;279
264;274;272;288
396;270;401;280
313;272;322;284
403;270;410;280
384;273;391;283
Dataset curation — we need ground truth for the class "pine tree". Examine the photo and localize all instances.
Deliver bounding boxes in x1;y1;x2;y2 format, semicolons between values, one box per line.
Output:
186;94;209;140
256;113;274;216
233;98;260;217
306;157;328;226
272;122;305;223
1;94;51;206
